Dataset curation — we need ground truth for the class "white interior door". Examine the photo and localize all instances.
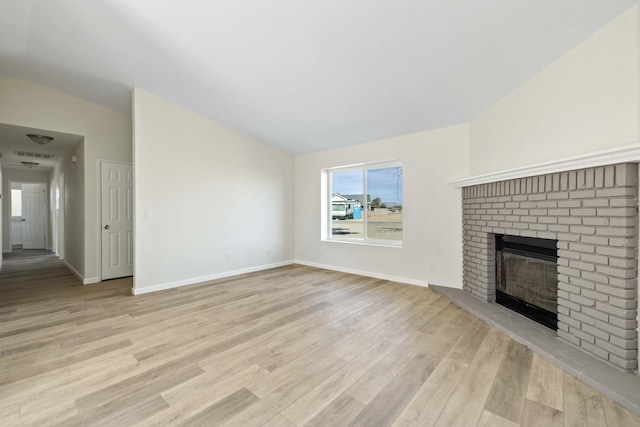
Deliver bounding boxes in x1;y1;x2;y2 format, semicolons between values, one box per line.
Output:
22;183;46;250
11;222;24;245
101;161;133;280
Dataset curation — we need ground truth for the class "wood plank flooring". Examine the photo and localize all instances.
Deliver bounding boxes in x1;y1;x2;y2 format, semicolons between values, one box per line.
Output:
1;251;639;426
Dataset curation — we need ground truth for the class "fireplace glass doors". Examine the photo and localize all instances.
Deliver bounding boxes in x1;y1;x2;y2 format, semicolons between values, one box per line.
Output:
495;234;558;330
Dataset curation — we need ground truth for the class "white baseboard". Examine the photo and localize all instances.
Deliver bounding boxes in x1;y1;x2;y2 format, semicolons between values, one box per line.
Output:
63;260;100;284
64;260;84;283
132;260;295;295
293;259;429;288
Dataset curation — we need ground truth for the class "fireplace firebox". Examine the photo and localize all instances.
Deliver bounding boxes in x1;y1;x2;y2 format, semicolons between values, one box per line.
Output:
495;234;558;330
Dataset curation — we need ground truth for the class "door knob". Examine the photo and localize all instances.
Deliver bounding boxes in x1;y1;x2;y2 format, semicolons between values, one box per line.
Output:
104;225;110;230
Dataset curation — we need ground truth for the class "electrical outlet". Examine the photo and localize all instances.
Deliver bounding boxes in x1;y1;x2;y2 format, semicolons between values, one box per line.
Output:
430;262;437;271
224;253;231;261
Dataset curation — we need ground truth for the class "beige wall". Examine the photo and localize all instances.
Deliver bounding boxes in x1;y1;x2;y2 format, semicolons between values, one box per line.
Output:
294;124;470;288
0;77;132;280
470;7;638;175
132;89;294;293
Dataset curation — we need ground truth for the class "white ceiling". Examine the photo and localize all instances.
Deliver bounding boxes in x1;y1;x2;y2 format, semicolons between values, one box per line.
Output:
0;123;81;171
0;0;635;154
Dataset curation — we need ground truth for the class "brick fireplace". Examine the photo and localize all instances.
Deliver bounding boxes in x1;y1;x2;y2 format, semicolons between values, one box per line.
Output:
461;163;638;370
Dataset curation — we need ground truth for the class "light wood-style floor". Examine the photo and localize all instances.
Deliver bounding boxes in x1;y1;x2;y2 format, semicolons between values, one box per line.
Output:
1;251;638;426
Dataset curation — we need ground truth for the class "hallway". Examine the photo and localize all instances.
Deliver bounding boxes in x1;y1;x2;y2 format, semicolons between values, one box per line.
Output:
0;250;131;305
2;249;71;280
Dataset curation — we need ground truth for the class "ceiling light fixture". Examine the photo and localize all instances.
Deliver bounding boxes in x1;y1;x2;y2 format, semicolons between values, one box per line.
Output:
26;133;54;145
22;161;39;168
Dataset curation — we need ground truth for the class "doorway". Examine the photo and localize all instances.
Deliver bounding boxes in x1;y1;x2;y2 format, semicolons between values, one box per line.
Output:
57;173;65;259
9;182;48;251
101;161;133;280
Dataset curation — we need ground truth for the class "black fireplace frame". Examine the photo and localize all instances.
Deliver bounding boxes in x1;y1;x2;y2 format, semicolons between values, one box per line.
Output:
495;234;558;330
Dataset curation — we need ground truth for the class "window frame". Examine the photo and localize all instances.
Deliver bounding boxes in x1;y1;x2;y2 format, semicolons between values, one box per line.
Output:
323;160;403;247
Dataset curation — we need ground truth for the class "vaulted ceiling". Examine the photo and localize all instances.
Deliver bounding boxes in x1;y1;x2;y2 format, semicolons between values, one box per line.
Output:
1;0;636;154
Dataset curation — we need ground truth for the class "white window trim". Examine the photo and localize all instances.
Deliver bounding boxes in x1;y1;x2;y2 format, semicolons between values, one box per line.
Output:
322;160;403;247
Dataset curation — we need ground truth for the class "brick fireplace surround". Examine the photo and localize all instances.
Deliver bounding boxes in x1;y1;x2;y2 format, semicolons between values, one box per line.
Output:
462;163;638;370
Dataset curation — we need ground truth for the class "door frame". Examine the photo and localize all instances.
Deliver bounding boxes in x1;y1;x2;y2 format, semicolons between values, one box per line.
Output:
98;159;134;281
57;173;65;259
8;180;49;253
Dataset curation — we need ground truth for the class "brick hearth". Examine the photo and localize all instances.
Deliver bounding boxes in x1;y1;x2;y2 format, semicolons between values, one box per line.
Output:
462;163;638;370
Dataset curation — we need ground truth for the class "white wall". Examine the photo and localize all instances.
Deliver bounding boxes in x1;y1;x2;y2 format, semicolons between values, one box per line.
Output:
0;6;635;294
51;142;85;277
132;89;294;293
0;77;132;281
636;0;640;377
294;124;470;288
0;164;2;269
470;7;638;175
1;168;52;252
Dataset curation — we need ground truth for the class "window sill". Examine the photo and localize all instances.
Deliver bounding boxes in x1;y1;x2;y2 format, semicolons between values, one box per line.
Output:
321;238;402;249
